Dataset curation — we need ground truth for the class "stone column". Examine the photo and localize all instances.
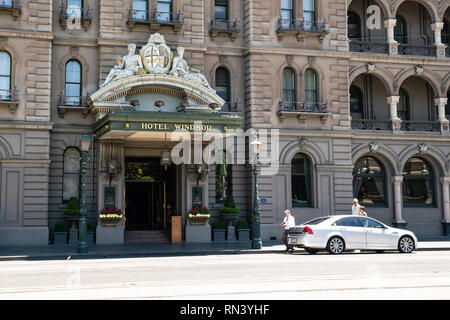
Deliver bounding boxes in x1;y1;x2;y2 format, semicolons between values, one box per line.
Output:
435;98;449;134
441;177;450;236
392;176;407;228
387;96;401;131
431;22;446;58
385;19;399;55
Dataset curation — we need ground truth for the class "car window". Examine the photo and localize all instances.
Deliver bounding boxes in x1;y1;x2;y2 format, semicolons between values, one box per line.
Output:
334;217;363;227
360;217;384;229
303;217;330;225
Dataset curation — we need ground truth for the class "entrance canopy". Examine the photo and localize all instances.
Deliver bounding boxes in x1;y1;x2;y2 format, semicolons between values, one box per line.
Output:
88;32;242;142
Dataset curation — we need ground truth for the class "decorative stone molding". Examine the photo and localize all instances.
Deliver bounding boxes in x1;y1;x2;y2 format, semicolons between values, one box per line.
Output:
369;142;379;153
415;65;424;75
366;63;375;73
418;143;428;154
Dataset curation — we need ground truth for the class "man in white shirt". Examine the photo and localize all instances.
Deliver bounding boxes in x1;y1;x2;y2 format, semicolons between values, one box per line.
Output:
352;198;361;216
281;209;296;252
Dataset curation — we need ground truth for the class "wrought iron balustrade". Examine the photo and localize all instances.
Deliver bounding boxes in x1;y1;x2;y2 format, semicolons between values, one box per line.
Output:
127;9;184;25
59;5;91;20
398;44;436;57
400;120;440;132
58;94;89;107
279;101;328;113
0;0;20;17
210;18;239;32
349;41;389;54
221;101;240;112
351;119;390;130
277;18;327;33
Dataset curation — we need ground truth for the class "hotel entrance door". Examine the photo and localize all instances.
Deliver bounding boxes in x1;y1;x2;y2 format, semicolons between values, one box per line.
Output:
124;157;176;231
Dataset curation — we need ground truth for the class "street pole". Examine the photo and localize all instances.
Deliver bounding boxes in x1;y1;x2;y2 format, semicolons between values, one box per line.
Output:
77;139;89;253
252;156;262;249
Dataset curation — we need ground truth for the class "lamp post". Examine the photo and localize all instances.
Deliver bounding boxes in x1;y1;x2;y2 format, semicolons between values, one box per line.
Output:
161;150;171;229
250;136;262;249
77;131;91;254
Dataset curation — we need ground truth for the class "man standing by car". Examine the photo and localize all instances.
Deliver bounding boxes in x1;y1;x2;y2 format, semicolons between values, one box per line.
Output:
281;210;296;252
352;198;361;216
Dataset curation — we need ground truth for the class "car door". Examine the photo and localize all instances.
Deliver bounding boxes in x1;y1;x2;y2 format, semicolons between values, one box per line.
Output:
359;217;395;249
332;217;367;249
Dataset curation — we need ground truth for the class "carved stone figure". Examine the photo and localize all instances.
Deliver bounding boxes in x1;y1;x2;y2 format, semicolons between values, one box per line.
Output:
369;142;379;153
102;44;144;88
169;47;213;90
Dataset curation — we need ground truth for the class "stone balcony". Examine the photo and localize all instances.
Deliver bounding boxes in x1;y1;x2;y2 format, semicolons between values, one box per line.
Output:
126;9;184;32
59;6;92;31
209;18;240;41
57;94;90;118
276;18;329;42
278;100;329;123
0;0;21;19
352;119;447;134
0;89;19;113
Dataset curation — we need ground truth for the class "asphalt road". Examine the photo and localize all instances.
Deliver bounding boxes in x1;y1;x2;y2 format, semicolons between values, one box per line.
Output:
0;250;449;300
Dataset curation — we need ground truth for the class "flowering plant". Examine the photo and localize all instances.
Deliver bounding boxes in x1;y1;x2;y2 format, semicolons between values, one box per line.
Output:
188;206;210;217
99;207;123;219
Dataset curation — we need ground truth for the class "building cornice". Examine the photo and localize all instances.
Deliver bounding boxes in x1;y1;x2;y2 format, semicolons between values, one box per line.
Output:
0;29;54;40
0;120;53;130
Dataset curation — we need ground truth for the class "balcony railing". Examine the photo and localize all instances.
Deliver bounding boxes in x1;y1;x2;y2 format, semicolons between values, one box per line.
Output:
57;94;90;118
279;101;328;113
276;18;328;41
127;9;184;32
59;6;92;31
400;120;441;132
0;0;21;18
351;119;390;131
398;44;436;57
0;89;19;113
221;101;240;112
209;18;240;40
349;41;389;54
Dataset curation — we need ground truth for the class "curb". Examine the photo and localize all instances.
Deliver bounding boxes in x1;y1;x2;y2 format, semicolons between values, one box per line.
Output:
0;245;449;262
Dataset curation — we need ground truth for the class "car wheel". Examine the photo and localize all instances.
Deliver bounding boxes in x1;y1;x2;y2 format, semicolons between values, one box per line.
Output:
398;235;415;253
326;236;345;254
305;248;318;255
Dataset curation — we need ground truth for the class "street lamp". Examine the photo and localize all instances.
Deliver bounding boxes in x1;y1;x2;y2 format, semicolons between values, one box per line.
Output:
161;150;171;229
250;136;262;249
77;131;91;254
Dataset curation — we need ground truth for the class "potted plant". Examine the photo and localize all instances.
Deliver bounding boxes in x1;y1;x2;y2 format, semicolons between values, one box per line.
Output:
187;206;211;225
53;222;67;245
86;221;95;244
211;219;226;241
99;207;123;227
236;219;251;241
219;194;240;227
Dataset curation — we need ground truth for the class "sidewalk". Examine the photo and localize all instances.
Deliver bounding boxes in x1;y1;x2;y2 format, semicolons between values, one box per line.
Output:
0;240;450;261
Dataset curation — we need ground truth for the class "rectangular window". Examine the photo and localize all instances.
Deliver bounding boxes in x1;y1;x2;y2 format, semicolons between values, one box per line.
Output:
215;0;228;20
133;0;148;20
302;0;315;30
67;0;82;18
157;0;172;22
0;52;11;100
281;0;293;29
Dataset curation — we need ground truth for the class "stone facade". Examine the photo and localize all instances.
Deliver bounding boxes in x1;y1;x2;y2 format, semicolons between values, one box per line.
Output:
1;0;450;246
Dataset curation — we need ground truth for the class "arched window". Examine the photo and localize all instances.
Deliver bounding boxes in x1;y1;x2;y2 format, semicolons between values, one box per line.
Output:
132;0;148;20
67;0;83;18
403;157;434;207
303;0;315;30
65;60;82;105
446;91;450;119
353;156;387;207
0;51;11;101
282;67;296;110
215;0;229;20
292;153;312;207
398;88;409;120
157;0;172;22
350;85;363;119
394;15;407;44
63;148;81;202
281;0;294;28
215;67;230;103
347;11;361;40
442;19;449;45
304;68;318;105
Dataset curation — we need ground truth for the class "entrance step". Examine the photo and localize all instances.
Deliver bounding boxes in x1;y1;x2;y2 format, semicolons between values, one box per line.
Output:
124;230;171;243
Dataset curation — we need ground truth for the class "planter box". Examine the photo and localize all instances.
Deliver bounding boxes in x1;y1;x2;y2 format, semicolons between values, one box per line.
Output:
53;232;68;245
212;229;226;241
86;232;95;244
236;229;251;241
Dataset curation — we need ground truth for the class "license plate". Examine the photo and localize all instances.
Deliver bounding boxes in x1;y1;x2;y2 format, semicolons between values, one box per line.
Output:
289;238;297;243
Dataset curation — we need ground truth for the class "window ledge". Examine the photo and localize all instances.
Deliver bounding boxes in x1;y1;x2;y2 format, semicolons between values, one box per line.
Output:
57;105;90;118
276;19;329;42
0;2;21;19
126;10;184;32
0;100;19;113
209;19;240;41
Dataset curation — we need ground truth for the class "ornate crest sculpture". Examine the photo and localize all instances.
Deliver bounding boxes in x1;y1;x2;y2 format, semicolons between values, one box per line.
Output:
139;33;173;74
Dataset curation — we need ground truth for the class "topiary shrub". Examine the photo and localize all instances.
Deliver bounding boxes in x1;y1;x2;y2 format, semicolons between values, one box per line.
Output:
64;197;80;216
236;219;249;229
211;220;226;229
54;222;67;233
219;194;240;214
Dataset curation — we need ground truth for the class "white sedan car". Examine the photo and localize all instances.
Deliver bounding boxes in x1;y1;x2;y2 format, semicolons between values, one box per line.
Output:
287;215;418;254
